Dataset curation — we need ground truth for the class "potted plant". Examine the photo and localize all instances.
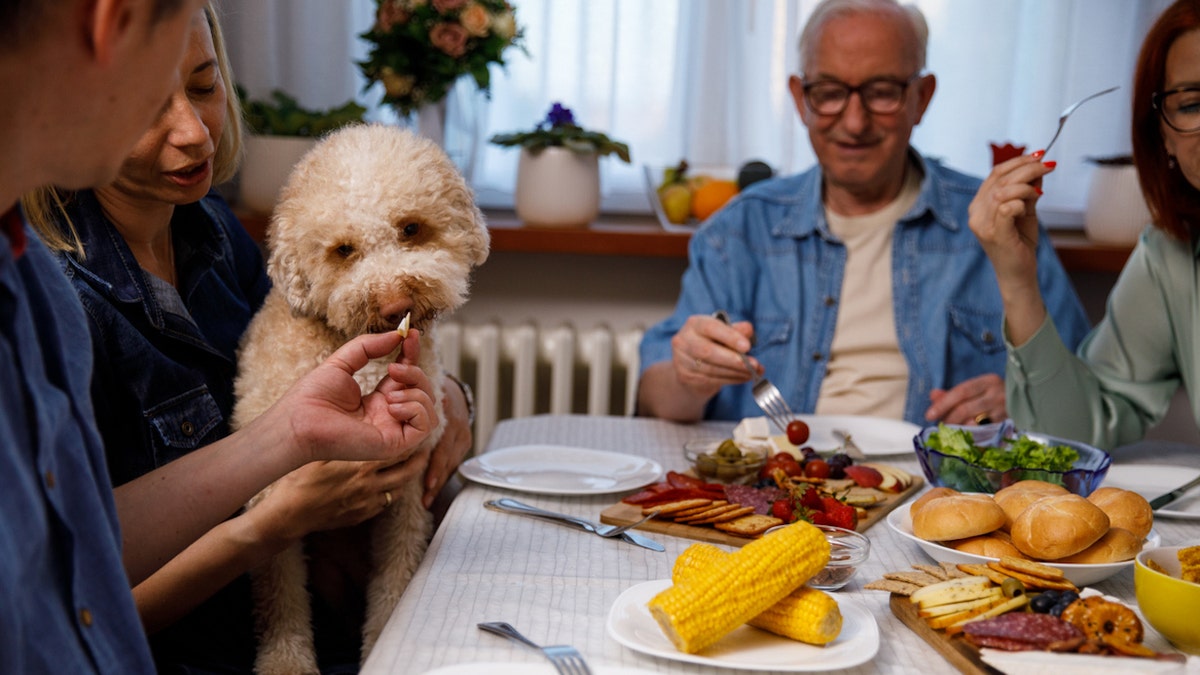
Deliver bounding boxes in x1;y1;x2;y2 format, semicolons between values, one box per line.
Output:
358;0;522;142
490;102;631;228
238;89;366;214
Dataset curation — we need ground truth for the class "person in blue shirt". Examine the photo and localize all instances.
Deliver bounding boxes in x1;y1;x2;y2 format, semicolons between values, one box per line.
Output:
638;0;1090;428
0;1;438;672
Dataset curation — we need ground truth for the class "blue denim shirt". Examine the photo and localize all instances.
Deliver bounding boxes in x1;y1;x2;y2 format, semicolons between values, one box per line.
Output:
58;190;270;487
640;150;1092;425
0;214;156;673
55;190;269;671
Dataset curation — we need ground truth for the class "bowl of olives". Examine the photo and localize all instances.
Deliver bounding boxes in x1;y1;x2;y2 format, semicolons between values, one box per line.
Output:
683;438;768;485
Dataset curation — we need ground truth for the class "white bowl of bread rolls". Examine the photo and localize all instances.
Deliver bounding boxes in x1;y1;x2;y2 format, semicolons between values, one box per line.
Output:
888;479;1159;586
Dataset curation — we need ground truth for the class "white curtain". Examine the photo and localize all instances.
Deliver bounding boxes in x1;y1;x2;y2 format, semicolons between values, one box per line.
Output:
217;0;1171;223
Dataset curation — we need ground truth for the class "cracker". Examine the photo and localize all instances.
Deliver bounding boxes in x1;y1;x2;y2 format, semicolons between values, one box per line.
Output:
998;555;1065;581
864;579;922;596
696;505;757;524
883;570;943;587
957;563;1011;586
987;561;1077;591
940;561;969;579
912;563;950;581
671;500;729;519
676;503;740;523
646;499;711;516
714;514;783;536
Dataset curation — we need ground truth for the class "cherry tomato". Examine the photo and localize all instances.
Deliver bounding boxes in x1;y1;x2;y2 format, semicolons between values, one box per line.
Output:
786;420;810;445
805;458;830;479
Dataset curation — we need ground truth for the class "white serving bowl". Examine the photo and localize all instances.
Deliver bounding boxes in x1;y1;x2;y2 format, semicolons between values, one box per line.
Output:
885;506;1160;587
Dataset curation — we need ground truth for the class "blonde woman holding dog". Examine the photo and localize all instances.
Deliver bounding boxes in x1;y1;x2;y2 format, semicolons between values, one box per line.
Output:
24;5;471;673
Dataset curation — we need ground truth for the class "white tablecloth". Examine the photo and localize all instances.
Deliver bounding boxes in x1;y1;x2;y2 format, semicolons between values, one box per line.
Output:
362;415;1200;674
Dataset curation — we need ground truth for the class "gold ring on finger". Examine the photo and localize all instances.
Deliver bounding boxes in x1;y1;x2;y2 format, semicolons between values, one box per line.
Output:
974;413;992;425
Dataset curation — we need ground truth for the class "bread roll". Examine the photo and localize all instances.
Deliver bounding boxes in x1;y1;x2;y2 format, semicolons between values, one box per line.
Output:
950;533;1028;559
909;487;959;519
993;480;1069;532
912;494;1005;541
1087;487;1154;540
1011;493;1109;560
1055;527;1142;563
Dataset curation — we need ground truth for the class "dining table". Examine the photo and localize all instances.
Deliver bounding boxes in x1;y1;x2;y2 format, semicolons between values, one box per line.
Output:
362;414;1200;675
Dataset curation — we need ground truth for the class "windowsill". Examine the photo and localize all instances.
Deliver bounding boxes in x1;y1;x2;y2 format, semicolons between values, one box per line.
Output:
234;207;1131;272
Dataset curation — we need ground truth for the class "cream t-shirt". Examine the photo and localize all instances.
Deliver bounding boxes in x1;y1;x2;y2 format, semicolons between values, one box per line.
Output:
815;167;922;419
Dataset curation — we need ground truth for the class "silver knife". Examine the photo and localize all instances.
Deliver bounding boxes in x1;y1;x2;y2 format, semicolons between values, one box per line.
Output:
484;498;665;551
831;429;867;461
1149;473;1200;510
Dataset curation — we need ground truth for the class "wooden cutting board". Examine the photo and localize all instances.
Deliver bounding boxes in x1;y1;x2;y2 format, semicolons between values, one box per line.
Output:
598;471;922;547
889;593;998;675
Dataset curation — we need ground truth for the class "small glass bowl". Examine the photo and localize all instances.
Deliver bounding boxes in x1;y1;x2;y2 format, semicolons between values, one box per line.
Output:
766;523;871;591
682;438;767;485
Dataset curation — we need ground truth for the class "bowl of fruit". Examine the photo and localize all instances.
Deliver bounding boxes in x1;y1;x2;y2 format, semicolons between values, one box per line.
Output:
645;160;774;231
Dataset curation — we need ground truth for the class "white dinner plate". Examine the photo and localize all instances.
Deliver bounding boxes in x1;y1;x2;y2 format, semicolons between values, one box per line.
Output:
885;506;1162;586
458;444;663;496
424;664;657;675
738;414;922;456
1102;464;1200;520
606;579;880;671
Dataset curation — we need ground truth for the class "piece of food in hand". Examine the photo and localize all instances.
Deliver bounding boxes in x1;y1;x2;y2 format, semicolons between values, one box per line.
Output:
647;521;830;653
396;311;410;338
673;543;842;646
960;612;1086;652
1086;487;1154;540
912;493;1005;541
1010;493;1109;560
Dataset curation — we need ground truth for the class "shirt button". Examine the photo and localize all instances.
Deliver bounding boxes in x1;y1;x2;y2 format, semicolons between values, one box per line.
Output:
982;330;995;344
823;296;836;306
180;421;195;437
44;471;56;489
79;608;93;627
812;352;823;361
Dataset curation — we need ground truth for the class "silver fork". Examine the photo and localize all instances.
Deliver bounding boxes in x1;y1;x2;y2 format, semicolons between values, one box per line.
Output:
713;310;795;433
1043;86;1119;154
478;622;593;675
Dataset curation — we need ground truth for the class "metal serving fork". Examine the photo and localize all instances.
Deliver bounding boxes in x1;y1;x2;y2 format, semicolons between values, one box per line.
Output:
713;310;795;433
1043;86;1119;154
478;622;593;675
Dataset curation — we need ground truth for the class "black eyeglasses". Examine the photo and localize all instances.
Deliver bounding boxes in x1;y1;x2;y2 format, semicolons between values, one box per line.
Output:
801;73;922;116
1152;86;1200;133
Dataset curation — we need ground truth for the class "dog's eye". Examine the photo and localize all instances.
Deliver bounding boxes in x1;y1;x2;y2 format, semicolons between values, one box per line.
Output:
402;223;420;238
334;244;355;258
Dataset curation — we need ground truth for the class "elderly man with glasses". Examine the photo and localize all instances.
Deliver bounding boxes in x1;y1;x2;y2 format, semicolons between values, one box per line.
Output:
637;0;1090;430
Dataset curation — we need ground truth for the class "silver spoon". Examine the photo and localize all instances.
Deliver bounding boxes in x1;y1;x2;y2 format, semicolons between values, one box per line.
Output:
1043;86;1119;154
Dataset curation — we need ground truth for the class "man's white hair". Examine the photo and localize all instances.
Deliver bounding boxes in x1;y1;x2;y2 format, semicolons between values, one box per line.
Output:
798;0;929;73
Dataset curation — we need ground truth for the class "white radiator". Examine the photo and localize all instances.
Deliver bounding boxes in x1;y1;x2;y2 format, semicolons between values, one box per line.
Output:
438;321;645;451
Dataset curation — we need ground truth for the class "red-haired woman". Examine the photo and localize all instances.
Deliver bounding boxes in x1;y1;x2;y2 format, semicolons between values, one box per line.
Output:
969;0;1200;449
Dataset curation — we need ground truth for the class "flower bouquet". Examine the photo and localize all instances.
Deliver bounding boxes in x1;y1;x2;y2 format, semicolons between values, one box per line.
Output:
359;0;522;117
489;102;631;162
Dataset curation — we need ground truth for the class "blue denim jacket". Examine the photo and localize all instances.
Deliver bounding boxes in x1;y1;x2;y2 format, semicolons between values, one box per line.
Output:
1;216;156;673
640;150;1091;425
55;190;269;671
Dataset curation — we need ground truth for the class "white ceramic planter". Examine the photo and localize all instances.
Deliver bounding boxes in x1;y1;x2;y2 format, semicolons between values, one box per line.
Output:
514;147;600;228
1084;163;1152;246
238;135;318;214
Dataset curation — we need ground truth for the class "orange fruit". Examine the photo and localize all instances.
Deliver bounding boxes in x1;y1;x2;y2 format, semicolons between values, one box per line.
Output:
690;180;739;221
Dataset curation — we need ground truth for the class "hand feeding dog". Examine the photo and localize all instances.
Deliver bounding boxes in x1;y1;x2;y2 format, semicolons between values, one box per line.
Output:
230;125;489;674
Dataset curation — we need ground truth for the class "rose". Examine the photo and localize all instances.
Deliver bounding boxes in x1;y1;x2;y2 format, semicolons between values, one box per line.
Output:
376;1;410;32
491;9;516;40
380;67;416;97
432;0;468;12
459;3;491;37
429;21;469;57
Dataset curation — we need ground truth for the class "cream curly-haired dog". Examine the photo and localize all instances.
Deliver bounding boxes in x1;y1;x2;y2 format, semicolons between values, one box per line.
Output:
231;124;488;674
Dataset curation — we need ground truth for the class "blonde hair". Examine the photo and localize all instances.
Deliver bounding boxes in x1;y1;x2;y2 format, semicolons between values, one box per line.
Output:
798;0;929;73
24;2;244;254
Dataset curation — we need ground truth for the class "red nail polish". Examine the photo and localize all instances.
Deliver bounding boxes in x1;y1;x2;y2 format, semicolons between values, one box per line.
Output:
1031;150;1045;159
1034;186;1044;196
1043;161;1057;169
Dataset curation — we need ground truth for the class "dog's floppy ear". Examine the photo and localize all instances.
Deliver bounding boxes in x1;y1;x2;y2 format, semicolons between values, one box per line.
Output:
266;215;315;317
464;206;490;267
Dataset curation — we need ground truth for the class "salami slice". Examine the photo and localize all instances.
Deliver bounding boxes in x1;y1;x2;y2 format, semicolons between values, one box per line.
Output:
962;613;1085;652
724;484;785;514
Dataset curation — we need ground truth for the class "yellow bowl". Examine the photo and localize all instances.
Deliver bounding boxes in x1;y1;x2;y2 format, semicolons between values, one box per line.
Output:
1135;544;1200;654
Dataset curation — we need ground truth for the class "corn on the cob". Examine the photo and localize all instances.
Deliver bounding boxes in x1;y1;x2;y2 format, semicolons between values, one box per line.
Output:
647;520;830;653
672;541;842;645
